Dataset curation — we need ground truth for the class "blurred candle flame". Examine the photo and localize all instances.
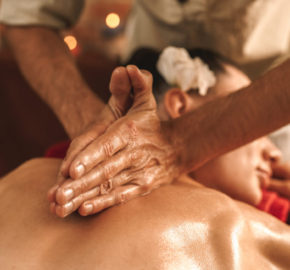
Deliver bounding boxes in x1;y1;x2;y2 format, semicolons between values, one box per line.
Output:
64;35;77;50
105;13;120;29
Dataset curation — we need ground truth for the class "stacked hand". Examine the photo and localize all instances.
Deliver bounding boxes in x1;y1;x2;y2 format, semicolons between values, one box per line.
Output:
48;65;181;217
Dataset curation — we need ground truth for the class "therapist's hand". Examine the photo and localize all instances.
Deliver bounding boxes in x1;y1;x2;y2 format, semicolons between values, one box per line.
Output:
47;66;132;214
268;161;290;199
48;65;181;217
60;66;133;179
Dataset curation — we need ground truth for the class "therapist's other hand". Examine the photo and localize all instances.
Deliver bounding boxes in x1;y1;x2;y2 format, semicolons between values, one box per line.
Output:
49;65;180;217
268;161;290;199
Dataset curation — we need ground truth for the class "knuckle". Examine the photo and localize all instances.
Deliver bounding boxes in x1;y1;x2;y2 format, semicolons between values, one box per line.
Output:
79;180;90;193
133;151;150;168
103;142;114;157
142;182;151;194
103;165;115;179
108;99;124;119
129;150;140;163
133;178;151;195
114;172;131;187
116;192;127;205
126;120;138;137
100;179;113;195
140;178;154;195
122;171;132;183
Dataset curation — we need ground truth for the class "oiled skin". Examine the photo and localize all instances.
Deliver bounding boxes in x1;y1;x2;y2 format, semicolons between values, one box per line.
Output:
0;158;289;269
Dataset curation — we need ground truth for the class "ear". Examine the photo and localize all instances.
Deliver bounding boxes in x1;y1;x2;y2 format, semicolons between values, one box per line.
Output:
163;88;193;119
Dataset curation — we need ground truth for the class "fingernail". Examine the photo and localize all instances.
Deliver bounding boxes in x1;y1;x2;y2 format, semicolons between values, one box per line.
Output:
64;188;74;201
127;65;137;73
75;163;85;178
64;201;74;213
83;203;93;214
140;69;150;76
47;185;59;202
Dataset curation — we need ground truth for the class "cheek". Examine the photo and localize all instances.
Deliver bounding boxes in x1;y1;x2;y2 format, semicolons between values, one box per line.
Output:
192;153;262;206
233;155;262;205
192;157;238;190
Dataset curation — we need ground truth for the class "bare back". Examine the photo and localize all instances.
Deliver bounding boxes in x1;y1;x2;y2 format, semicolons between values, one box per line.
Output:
0;159;289;269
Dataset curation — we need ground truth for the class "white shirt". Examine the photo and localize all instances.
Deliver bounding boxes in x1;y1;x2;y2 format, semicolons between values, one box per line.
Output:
123;0;290;76
1;0;290;74
0;0;84;29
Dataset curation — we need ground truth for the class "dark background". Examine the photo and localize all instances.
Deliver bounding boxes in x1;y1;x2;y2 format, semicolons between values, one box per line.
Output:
0;50;116;176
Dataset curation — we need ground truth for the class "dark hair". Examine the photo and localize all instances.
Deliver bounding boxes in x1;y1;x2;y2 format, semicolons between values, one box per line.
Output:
125;47;236;100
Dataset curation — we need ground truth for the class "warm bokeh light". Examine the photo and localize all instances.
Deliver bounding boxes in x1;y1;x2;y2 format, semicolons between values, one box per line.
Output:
64;35;77;50
105;13;120;29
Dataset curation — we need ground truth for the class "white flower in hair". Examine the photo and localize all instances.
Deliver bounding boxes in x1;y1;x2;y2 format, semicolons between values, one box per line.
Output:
156;46;216;96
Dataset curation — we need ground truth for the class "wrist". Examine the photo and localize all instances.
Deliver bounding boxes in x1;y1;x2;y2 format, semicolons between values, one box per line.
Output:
60;90;106;139
164;115;214;174
160;119;187;174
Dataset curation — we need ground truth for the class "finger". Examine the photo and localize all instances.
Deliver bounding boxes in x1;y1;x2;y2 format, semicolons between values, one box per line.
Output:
98;169;139;194
78;184;145;216
68;128;128;180
268;179;290;198
126;65;156;113
62;67;131;179
49;202;56;215
60;126;108;178
55;186;101;218
55;149;143;205
108;66;132;118
94;159;163;196
52;170;139;216
47;170;68;203
47;184;60;203
53;169;136;217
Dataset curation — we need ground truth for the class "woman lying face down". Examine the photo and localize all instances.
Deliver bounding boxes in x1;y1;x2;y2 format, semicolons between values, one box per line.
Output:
129;47;282;206
2;158;290;269
2;59;290;268
1;65;290;268
184;65;281;206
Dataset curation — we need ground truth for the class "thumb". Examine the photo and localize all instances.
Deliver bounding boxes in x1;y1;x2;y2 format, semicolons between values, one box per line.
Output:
126;65;157;113
108;66;133;119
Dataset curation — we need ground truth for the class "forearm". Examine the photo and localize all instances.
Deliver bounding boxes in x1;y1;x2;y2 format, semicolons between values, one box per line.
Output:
170;59;290;172
5;26;104;138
